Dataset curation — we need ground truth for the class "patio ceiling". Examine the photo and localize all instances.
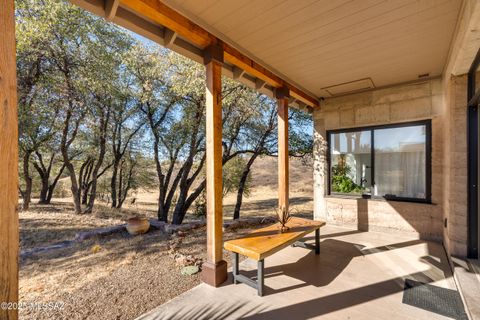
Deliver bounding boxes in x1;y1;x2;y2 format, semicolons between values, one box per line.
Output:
71;0;463;105
160;0;463;97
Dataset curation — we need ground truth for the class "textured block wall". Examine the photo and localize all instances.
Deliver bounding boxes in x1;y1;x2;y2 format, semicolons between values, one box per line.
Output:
313;79;445;242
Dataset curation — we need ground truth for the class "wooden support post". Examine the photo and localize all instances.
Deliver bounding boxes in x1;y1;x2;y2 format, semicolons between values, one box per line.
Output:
201;45;227;287
0;0;19;319
276;87;290;211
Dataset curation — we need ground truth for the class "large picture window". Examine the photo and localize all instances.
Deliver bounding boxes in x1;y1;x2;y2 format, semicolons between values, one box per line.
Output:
328;120;431;203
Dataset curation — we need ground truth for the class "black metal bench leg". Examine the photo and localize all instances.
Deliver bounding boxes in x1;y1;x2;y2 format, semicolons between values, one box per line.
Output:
233;252;239;284
258;259;264;296
315;229;320;255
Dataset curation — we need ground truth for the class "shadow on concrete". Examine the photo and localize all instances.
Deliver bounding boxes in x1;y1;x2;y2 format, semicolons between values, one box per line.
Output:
137;300;266;320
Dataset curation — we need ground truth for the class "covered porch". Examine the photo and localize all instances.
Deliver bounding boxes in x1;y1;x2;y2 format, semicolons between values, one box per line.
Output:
2;0;480;319
138;225;462;320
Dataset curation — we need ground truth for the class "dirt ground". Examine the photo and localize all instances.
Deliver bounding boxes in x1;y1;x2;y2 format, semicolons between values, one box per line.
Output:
19;157;313;320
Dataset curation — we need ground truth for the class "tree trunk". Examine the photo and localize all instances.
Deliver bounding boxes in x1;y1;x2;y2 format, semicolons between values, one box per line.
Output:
110;159;119;208
59;61;82;214
171;158;196;225
61;110;82;214
38;174;49;204
157;186;168;222
33;152;64;205
117;160;134;208
65;161;82;214
22;151;32;211
171;192;188;225
153;135;168;222
85;108;109;213
80;158;93;205
233;154;258;219
44;163;66;204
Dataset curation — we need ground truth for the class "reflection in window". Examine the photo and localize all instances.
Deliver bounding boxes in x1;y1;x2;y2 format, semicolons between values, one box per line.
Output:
330;130;371;195
374;125;426;199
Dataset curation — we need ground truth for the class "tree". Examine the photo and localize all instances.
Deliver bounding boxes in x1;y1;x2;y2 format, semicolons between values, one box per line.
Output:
15;0;314;221
16;0;60;210
127;46;180;222
167;57;258;224
231;100;313;219
114;149;156;208
20;0;134;213
110;86;144;208
32;146;67;204
233;96;278;219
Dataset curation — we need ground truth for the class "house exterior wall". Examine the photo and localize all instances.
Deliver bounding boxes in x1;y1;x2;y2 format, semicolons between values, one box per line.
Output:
442;74;468;258
313;77;468;257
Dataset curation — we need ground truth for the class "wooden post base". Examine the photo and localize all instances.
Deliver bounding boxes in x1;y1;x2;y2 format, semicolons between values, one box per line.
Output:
201;260;227;287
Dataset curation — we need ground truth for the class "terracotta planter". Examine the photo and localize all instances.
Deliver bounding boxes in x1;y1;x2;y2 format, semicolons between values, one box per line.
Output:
126;218;150;235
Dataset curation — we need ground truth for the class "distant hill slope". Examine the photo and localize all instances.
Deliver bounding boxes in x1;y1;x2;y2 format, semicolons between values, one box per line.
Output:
248;156;313;192
50;156;314;219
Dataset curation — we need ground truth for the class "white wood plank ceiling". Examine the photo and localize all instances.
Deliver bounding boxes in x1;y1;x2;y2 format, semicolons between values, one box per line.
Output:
162;0;463;97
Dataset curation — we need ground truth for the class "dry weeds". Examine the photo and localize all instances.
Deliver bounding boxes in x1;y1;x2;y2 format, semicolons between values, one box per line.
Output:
19;157;313;319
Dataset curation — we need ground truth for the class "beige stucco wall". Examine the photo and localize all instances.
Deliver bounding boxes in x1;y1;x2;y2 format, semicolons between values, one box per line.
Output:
313;77;468;255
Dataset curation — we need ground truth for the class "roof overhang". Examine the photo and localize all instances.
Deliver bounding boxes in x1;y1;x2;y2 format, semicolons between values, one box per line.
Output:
71;0;319;110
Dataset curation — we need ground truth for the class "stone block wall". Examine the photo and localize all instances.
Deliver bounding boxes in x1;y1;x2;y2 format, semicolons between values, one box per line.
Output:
313;78;467;249
442;74;468;257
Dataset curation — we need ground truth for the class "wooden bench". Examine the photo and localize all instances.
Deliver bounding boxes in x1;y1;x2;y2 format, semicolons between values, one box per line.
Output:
224;217;326;296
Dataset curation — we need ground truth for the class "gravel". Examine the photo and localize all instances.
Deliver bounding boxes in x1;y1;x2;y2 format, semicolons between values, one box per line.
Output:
20;221;258;320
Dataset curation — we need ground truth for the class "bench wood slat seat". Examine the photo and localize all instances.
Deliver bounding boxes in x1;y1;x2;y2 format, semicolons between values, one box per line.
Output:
224;217;326;296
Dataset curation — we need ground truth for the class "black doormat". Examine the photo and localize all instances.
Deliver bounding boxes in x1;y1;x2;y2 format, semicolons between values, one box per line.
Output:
402;279;468;320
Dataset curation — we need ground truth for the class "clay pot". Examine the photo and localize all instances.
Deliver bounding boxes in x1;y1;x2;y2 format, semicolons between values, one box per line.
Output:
126;217;150;235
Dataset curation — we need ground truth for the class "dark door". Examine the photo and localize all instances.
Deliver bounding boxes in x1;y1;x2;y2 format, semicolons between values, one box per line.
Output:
467;49;480;259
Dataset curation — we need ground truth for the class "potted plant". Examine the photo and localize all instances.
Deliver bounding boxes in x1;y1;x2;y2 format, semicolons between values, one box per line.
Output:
274;205;292;233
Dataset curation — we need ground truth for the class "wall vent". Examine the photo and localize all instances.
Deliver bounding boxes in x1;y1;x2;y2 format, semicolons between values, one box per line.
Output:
322;78;375;96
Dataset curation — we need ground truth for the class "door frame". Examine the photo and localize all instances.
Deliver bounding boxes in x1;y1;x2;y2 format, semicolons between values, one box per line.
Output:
467;48;480;259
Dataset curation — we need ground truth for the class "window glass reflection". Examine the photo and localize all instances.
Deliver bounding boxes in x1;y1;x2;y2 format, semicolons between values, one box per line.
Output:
373;125;426;199
330;130;371;195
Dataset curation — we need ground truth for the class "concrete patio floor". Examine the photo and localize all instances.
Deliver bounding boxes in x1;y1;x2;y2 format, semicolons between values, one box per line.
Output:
138;225;462;320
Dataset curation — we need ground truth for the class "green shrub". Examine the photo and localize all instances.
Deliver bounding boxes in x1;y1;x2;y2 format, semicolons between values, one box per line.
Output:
331;155;363;194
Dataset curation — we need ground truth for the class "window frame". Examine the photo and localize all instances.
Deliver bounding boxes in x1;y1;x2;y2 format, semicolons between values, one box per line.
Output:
327;120;432;204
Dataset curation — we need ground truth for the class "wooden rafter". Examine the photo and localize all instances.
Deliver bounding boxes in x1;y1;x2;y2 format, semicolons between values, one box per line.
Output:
232;66;245;80
104;0;120;20
163;28;177;47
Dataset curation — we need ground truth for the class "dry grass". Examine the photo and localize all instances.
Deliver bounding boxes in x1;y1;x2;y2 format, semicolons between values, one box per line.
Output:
19;156;313;319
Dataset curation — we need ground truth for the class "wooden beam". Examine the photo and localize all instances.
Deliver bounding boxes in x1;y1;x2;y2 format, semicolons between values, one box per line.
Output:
104;0;120;20
201;50;227;287
117;0;319;108
0;0;19;319
120;0;214;47
277;95;289;210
